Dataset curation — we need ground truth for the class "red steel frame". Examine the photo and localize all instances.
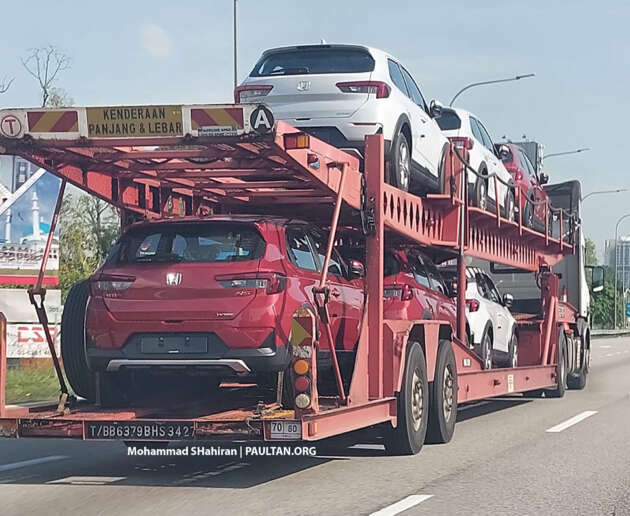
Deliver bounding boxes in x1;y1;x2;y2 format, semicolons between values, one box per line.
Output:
0;105;576;442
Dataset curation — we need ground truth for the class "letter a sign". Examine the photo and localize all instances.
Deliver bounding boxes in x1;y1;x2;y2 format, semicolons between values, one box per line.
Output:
250;105;274;135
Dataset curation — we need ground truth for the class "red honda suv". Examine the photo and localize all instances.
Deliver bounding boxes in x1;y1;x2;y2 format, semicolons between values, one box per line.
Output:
61;216;364;403
497;143;551;230
383;250;457;330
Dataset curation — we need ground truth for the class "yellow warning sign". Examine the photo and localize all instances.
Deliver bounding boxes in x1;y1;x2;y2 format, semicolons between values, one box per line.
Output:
86;105;183;138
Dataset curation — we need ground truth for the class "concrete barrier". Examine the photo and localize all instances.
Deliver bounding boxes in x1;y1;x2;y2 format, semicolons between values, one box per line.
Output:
592;329;630;338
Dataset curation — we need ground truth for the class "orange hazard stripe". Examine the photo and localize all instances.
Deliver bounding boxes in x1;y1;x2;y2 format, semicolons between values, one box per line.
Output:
190;107;244;130
27;111;78;133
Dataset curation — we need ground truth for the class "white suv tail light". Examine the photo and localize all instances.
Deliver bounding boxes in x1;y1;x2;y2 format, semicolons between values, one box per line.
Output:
336;81;390;99
234;85;273;103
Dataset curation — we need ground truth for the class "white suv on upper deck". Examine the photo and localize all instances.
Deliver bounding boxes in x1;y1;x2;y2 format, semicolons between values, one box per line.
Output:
237;44;450;195
437;107;515;219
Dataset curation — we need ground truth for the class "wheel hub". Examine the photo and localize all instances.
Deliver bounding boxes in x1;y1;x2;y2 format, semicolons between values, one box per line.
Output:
398;141;410;191
442;365;454;422
411;369;424;430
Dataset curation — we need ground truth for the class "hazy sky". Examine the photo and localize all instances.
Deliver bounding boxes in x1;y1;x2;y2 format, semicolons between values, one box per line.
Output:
1;0;628;258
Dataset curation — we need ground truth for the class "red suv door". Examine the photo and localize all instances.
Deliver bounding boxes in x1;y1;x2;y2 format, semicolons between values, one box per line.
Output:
309;230;363;351
413;253;457;330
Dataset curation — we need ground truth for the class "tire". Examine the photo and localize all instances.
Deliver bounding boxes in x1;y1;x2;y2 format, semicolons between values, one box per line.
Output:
522;200;534;228
426;340;458;444
477;324;493;370
473;172;488;211
504;189;516;222
383;341;429;455
568;330;589;390
61;280;95;401
388;129;411;192
438;145;448;195
507;331;518;369
547;331;567;398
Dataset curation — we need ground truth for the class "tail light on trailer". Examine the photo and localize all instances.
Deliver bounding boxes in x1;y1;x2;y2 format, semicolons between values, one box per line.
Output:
234;85;273;103
288;308;318;412
449;137;474;150
466;299;480;312
284;132;311;150
215;272;286;295
384;284;414;301
336;81;390;99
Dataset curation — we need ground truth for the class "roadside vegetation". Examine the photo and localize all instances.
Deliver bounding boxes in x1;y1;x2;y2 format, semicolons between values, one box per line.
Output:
5;366;60;404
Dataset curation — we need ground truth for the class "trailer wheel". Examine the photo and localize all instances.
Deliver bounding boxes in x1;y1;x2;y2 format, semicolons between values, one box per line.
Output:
61;280;95;401
383;341;429;455
568;330;589;390
547;331;568;398
426;340;458;444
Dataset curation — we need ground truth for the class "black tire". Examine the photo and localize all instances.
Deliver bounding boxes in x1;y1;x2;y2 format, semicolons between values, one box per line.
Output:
547;331;567;398
474;171;488;211
438;145;448;195
507;331;518;369
568;330;589;390
426;340;457;444
477;324;493;370
523;199;534;228
504;189;516;222
61;280;95;401
388;129;411;192
383;341;429;455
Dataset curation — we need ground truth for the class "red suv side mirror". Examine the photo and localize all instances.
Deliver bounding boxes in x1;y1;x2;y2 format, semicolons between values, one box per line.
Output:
349;259;365;279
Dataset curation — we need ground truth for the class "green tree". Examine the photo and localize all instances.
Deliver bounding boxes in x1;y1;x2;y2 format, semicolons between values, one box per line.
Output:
59;193;119;299
591;266;625;329
585;237;597;266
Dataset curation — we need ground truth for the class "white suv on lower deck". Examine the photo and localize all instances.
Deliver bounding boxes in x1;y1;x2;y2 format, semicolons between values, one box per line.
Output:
237;44;450;195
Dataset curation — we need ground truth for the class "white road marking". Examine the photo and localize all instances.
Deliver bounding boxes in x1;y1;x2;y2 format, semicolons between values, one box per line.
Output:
600;345;612;349
546;411;598;433
0;455;68;472
48;476;125;485
606;353;614;357
370;495;433;515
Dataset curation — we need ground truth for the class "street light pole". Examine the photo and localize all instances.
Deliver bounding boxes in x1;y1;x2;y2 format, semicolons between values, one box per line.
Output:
543;148;590;160
233;0;238;90
614;213;630;328
581;189;628;202
449;73;535;106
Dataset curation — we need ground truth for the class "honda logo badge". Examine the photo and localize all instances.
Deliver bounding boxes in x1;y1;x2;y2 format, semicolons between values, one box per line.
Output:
166;272;182;286
297;80;311;92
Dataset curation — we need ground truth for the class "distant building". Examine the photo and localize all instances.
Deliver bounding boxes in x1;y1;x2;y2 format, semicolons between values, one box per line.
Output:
606;237;630;289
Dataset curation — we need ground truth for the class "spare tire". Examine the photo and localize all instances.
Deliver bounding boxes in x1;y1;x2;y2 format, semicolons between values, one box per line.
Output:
61;280;95;401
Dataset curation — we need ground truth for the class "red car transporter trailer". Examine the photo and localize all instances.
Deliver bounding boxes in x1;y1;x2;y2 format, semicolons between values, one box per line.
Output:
0;103;583;453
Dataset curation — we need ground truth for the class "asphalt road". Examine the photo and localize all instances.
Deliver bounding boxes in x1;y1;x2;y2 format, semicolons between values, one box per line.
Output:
1;336;629;516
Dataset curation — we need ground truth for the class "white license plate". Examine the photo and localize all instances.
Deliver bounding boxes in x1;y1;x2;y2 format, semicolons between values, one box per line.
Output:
269;420;301;440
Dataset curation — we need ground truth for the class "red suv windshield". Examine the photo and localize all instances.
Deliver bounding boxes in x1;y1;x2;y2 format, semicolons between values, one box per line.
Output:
108;223;266;264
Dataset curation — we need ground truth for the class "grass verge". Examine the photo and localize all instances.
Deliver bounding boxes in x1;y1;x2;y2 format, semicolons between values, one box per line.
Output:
5;367;60;404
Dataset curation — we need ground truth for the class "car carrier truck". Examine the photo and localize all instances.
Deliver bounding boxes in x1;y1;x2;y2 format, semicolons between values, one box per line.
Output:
0;102;599;454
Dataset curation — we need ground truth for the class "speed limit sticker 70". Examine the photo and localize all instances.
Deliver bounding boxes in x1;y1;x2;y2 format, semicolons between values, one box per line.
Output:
268;420;301;440
0;114;23;138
